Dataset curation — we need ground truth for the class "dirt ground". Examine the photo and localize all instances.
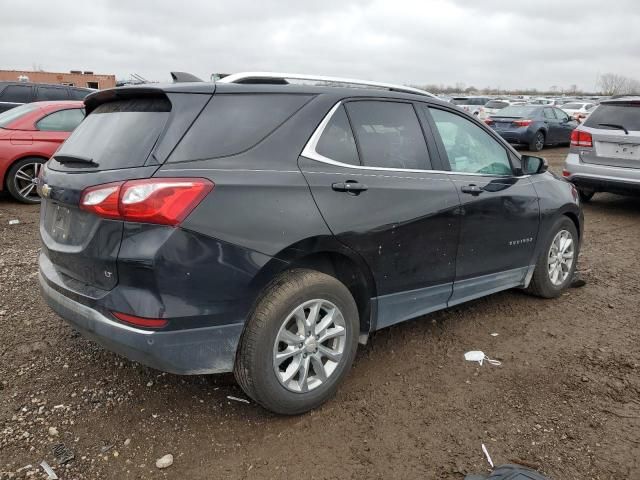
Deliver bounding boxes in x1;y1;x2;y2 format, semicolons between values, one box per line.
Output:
1;147;639;479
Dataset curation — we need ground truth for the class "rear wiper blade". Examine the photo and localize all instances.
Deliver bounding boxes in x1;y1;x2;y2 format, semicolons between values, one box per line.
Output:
598;123;629;134
53;154;99;167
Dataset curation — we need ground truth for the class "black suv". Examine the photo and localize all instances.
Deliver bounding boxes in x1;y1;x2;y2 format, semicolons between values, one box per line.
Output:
0;82;93;113
38;73;583;414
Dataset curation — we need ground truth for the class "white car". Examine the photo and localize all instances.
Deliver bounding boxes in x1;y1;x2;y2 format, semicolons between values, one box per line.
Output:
480;99;511;119
450;96;491;116
561;102;597;122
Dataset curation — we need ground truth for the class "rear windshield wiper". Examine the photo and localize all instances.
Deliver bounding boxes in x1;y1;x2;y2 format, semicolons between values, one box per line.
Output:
53;154;99;167
598;123;629;135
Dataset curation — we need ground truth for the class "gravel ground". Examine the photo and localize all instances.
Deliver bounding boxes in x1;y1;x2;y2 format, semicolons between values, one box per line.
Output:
1;147;639;479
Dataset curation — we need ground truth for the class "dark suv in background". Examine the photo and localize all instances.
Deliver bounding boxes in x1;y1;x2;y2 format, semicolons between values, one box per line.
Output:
38;73;583;414
0;82;93;113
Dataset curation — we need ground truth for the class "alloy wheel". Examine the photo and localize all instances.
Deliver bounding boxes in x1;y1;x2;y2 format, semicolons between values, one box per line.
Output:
13;162;43;202
273;299;347;393
547;229;574;286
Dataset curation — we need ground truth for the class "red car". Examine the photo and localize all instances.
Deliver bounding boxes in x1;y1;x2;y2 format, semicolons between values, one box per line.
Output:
0;101;84;203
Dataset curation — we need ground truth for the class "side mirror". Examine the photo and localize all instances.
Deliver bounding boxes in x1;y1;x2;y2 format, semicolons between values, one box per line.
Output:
521;155;548;175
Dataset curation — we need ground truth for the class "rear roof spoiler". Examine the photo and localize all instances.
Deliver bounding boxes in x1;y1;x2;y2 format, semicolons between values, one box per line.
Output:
170;72;204;83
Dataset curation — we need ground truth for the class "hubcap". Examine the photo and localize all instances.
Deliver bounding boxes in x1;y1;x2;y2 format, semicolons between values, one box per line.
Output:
14;162;43;201
547;229;574;286
273;299;347;393
536;134;544;150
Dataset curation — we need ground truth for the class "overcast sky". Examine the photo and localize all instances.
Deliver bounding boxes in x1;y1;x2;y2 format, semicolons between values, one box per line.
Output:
3;0;640;91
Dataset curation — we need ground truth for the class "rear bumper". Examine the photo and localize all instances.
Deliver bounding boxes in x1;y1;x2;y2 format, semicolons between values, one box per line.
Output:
39;270;244;375
492;128;534;145
564;152;640;195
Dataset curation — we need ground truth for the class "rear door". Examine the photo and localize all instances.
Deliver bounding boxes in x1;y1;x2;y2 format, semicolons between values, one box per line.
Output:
424;106;540;305
39;91;211;291
299;99;461;329
543;107;560;143
581;102;640;168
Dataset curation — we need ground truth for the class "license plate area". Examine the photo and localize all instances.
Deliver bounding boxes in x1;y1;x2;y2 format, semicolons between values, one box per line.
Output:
596;141;640;160
51;204;72;242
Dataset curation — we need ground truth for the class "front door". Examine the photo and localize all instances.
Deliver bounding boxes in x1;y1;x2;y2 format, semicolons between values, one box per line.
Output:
299;100;461;329
425;106;540;305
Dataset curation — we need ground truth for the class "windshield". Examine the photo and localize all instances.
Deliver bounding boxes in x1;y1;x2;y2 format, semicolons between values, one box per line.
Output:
493;106;539;118
451;98;488;106
584;103;640;131
561;103;584;109
0;103;39;128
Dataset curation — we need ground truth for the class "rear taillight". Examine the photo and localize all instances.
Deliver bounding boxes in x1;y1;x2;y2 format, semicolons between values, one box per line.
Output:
484;119;494;125
111;311;168;329
562;169;571;177
512;119;532;127
80;178;213;225
570;130;593;148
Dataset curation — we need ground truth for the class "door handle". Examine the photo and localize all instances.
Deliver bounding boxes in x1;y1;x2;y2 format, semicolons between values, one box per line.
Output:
332;181;368;194
461;184;483;196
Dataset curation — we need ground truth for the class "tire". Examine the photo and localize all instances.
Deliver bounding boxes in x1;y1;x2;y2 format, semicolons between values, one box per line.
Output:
529;131;545;152
6;157;45;204
234;268;359;415
578;188;595;203
527;216;579;298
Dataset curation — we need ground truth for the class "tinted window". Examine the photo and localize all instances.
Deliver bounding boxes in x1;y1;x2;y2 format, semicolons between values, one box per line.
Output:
36;86;69;101
543;108;556;119
554;109;569;122
315;106;359;165
70;89;91;100
170;94;311;161
53;97;171;171
494;106;540;117
36;108;84;131
0;85;32;103
584;103;640;131
345;101;430;170
429;108;512;176
0;103;40;128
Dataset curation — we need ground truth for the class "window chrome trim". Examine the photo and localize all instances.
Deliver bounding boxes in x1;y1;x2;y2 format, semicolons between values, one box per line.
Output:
301;101;529;178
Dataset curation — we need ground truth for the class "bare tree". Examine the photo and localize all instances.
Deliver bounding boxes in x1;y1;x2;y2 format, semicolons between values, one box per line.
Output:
597;73;640;95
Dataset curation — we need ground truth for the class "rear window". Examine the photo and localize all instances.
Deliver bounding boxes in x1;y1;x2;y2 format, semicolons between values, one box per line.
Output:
52;97;171;171
485;100;509;109
169;94;311;162
584;103;640;131
494;106;540;117
0;103;39;128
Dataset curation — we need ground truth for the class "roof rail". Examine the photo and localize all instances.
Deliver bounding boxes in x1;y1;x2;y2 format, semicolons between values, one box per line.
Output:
217;72;435;98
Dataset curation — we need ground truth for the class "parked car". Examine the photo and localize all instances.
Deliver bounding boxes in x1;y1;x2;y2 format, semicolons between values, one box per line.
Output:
0;101;85;203
563;96;640;201
485;105;578;151
0;82;93;113
560;102;596;122
480;99;511;119
38;74;583;415
450;96;491;116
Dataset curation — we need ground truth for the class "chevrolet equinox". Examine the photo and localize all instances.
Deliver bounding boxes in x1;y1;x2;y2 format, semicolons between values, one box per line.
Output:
38;73;583;414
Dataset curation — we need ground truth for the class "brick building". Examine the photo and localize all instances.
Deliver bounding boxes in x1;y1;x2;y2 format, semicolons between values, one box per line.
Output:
0;69;116;89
